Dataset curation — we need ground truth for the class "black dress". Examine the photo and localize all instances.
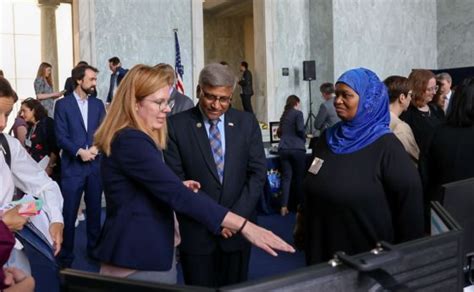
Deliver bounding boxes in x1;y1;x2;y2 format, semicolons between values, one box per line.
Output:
303;133;424;265
25;117;60;181
400;104;444;153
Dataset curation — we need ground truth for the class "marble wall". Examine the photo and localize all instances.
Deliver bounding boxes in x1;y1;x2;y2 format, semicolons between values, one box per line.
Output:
259;0;311;123
79;0;197;102
332;0;438;80
203;15;245;109
309;0;334;117
437;0;474;69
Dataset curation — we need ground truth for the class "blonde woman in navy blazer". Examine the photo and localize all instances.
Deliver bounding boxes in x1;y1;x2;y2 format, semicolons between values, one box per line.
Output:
93;64;294;284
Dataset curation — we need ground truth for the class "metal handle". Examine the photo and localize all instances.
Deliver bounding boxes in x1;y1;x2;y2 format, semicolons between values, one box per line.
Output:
334;241;401;272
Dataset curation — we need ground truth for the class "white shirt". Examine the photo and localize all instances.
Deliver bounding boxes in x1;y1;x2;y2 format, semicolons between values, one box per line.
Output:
74;91;88;132
0;135;64;224
444;90;453;112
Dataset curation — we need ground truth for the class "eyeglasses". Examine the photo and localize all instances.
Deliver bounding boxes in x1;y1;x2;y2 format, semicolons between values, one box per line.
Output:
200;89;232;105
426;85;439;93
144;98;171;111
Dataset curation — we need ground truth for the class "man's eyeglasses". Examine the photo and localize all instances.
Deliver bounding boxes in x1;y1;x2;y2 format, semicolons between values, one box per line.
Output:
426;85;439;93
200;89;232;105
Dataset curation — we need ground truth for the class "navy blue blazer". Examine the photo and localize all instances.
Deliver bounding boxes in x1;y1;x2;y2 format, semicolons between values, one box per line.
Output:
106;67;128;103
92;129;227;271
278;108;306;151
54;94;106;177
165;107;266;254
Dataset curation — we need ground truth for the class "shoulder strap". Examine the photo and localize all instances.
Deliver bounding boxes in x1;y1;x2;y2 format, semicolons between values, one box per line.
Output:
0;133;11;168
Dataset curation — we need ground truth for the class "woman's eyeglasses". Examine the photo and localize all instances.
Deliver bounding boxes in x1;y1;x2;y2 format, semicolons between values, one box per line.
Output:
426;85;439;93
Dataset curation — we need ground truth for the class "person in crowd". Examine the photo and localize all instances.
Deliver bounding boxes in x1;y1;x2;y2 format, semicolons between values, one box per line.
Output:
92;64;294;284
384;75;420;162
314;82;339;133
165;63;268;287
20;98;59;180
420;77;474;203
400;69;444;154
238;61;254;113
0;77;64;289
63;61;89;97
429;84;447;118
277;95;306;216
154;63;194;116
106;56;128;107
54;65;105;268
34;62;64;118
9;111;27;146
0;207;35;292
303;68;424;265
436;72;453;113
0;69;4;77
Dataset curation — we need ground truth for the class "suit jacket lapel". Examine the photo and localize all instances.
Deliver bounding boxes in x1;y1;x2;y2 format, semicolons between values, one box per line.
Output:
223;110;238;185
87;98;98;139
189;108;221;183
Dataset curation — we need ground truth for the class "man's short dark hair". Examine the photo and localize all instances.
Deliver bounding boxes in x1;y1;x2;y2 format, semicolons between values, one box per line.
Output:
241;61;248;69
320;82;334;94
77;61;89;67
72;65;99;86
108;57;120;65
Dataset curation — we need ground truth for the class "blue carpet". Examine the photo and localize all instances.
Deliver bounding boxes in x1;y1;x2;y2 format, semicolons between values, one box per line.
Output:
71;211;305;283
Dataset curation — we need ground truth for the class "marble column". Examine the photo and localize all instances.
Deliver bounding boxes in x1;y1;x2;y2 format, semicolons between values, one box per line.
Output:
38;0;60;91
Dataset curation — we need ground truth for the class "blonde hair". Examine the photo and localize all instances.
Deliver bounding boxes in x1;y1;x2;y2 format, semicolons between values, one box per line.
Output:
36;62;53;87
94;64;174;156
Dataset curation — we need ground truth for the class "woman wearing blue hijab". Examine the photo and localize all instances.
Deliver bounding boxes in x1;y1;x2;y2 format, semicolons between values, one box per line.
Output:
303;68;424;265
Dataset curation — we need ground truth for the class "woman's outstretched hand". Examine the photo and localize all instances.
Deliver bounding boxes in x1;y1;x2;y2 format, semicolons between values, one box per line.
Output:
241;221;295;256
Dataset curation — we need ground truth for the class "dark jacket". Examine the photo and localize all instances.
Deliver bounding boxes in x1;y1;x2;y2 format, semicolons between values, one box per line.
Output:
168;88;194;116
165;106;266;254
278;108;306;151
54;94;106;178
106;67;128;103
238;69;253;96
92;129;227;270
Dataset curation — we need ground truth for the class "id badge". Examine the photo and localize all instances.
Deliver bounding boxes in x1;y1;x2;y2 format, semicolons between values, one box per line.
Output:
308;157;324;175
25;138;32;148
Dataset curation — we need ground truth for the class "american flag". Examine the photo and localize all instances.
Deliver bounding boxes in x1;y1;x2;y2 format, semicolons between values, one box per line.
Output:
174;30;185;94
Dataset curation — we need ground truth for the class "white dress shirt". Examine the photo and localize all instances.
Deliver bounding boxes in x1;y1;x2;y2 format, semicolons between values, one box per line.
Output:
74;91;88;132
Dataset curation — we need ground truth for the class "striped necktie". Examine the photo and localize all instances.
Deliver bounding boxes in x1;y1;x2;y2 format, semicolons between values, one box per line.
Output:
209;119;224;183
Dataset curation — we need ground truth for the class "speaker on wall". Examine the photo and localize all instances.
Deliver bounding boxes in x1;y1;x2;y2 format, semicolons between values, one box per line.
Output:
303;60;316;81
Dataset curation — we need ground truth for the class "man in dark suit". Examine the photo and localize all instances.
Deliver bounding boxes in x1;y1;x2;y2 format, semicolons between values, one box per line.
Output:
54;65;106;268
153;63;194;116
169;87;194;116
106;56;128;107
165;63;266;287
238;61;254;113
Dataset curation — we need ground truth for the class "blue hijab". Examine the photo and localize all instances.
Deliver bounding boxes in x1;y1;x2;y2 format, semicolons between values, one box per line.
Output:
326;68;390;154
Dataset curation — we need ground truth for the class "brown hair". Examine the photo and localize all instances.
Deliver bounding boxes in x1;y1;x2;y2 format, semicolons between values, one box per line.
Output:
153;63;176;85
383;75;409;104
408;69;435;107
36;62;53;87
21;98;48;122
94;64;174;155
0;77;16;100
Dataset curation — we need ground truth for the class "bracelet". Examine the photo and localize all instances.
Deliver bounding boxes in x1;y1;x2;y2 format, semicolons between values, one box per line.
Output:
237;219;248;234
